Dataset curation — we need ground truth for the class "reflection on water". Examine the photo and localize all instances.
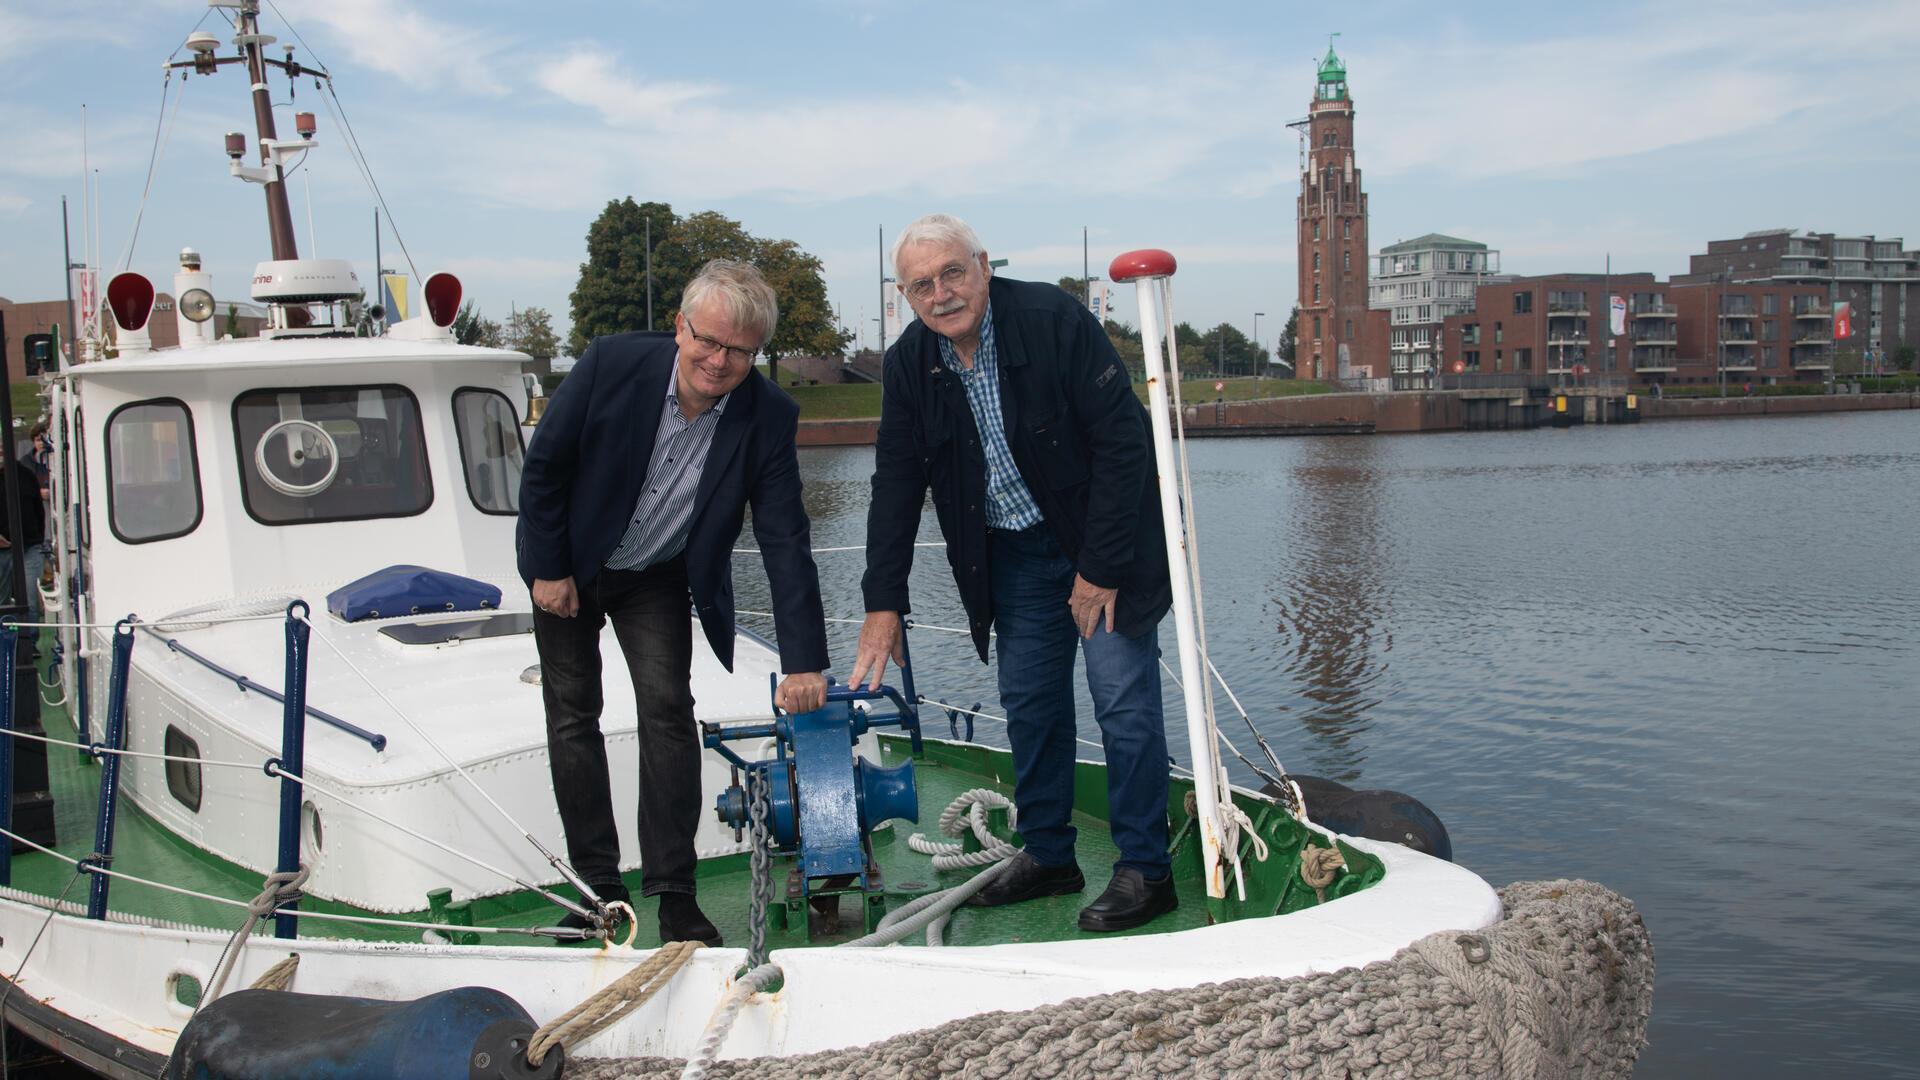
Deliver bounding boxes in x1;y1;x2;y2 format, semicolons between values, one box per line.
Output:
748;411;1920;1079
1270;436;1389;781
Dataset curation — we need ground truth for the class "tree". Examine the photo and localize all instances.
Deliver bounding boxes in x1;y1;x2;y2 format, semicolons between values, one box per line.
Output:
568;200;850;382
1276;307;1299;375
1056;276;1092;303
1894;344;1916;372
224;303;241;340
1103;319;1144;380
504;307;559;363
452;299;503;348
1196;322;1264;377
569;198;675;355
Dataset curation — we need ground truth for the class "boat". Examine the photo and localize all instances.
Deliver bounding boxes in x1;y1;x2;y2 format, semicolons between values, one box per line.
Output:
0;5;1642;1077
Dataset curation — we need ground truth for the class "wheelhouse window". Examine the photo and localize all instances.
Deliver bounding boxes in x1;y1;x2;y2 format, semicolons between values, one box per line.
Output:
233;385;432;525
107;399;202;543
452;389;524;514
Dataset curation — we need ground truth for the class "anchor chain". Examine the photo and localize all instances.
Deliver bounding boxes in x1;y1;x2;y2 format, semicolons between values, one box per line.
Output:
746;767;772;970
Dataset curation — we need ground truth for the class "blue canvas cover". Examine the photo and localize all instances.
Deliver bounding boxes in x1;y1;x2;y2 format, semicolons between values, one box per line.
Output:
326;565;502;622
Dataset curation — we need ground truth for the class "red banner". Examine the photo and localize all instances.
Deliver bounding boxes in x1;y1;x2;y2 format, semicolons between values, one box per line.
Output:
1835;301;1852;340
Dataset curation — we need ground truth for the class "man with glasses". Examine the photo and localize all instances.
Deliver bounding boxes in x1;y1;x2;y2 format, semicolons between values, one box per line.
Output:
518;259;829;945
850;214;1177;932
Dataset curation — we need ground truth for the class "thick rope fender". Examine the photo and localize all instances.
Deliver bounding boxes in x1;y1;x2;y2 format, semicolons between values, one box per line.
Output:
567;879;1653;1080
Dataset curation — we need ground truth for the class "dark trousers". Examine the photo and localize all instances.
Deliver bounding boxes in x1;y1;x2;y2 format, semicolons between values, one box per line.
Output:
990;525;1171;877
532;558;699;898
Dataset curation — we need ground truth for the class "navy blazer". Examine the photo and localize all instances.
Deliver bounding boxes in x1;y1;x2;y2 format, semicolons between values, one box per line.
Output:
516;331;828;674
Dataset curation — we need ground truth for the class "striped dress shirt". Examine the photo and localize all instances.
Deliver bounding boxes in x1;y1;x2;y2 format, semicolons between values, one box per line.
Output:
937;303;1045;531
602;371;729;571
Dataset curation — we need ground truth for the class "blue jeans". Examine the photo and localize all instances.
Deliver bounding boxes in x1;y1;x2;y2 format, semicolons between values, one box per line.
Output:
0;545;45;621
990;525;1170;877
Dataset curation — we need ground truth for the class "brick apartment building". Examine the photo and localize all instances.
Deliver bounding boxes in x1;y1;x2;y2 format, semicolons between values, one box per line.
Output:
1369;233;1507;389
1294;42;1373;381
1675;228;1920;364
1440;273;1840;389
1439;273;1658;380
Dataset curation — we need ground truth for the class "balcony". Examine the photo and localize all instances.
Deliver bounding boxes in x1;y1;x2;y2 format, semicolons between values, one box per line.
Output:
1632;331;1678;345
1631;303;1677;318
1632;348;1678;373
1718;304;1757;318
1547;301;1590;315
1792;348;1834;370
1792;301;1831;318
1720;323;1758;345
1546;333;1590;346
1390;341;1413;352
1719;350;1759;372
1793;330;1832;346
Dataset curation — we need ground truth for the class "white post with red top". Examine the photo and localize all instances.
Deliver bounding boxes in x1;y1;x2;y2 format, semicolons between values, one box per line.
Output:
1109;248;1231;901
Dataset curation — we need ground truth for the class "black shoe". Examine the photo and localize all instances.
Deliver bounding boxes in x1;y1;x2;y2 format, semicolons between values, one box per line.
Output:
659;893;723;947
966;851;1085;908
557;883;631;932
1078;867;1177;932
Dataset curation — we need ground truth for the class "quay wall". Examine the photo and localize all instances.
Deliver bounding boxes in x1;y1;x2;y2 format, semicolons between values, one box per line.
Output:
795;389;1920;447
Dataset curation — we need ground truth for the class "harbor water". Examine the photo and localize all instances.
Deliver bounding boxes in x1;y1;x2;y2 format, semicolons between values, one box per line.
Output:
740;409;1920;1078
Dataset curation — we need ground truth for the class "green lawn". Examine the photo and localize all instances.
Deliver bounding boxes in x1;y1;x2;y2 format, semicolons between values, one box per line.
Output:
10;381;42;423
786;376;1332;422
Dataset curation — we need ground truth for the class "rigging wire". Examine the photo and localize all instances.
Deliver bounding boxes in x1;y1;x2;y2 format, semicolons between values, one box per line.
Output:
114;67;191;275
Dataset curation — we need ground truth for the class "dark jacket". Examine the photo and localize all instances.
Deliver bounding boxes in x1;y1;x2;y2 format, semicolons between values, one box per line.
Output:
861;276;1171;660
516;332;828;674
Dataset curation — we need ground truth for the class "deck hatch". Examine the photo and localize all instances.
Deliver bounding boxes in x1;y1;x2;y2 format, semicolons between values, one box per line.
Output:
376;612;535;645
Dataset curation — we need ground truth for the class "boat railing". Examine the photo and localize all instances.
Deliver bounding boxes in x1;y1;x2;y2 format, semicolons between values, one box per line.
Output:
0;605;610;951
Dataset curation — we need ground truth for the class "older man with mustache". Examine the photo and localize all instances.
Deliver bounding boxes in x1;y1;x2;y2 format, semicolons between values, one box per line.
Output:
851;214;1177;932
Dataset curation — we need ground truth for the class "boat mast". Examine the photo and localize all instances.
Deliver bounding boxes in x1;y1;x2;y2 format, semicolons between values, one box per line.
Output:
236;0;298;259
176;2;328;260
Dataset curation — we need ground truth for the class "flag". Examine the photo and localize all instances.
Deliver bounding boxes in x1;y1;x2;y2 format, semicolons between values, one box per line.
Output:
1834;301;1852;340
70;266;98;343
883;297;904;348
1609;295;1626;337
381;274;409;327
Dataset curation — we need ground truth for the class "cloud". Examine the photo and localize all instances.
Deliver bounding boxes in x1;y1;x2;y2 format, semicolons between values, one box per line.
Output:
0;193;29;214
1343;2;1920;182
275;0;510;96
535;47;720;125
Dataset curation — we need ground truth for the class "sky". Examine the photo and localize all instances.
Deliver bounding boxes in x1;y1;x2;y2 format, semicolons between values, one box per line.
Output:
4;0;1919;357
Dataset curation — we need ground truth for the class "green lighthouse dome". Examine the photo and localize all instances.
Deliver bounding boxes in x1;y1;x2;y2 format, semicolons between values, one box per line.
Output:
1317;37;1348;102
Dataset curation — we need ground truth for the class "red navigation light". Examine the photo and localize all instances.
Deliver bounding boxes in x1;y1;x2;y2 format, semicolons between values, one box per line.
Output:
1107;249;1178;283
106;273;156;332
295;112;317;139
424;273;462;328
224;132;247;160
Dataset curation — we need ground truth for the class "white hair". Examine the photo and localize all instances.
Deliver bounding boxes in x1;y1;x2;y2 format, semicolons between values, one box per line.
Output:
891;213;986;283
681;259;779;347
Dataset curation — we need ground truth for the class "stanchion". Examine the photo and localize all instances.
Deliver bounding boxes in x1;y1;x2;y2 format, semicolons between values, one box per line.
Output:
273;601;312;938
84;619;136;920
0;621;16;887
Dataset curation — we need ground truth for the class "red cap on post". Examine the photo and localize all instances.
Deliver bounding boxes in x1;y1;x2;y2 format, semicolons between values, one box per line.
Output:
295;112;317;138
106;273;156;332
424;273;463;328
1108;249;1178;283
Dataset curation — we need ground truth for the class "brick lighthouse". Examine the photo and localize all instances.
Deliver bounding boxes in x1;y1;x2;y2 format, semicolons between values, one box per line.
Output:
1296;39;1371;381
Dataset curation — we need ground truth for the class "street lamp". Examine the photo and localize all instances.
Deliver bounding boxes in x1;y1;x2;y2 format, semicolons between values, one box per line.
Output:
1252;312;1265;383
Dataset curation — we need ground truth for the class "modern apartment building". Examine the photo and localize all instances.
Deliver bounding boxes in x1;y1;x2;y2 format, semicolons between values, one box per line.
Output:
1437;273;1658;380
1438;273;1836;387
1368;233;1506;388
1676;229;1920;360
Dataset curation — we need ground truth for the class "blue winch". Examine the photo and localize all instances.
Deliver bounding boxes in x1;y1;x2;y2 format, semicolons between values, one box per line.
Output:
704;675;923;937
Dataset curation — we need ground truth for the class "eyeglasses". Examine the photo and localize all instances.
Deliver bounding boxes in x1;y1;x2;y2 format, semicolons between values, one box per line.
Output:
902;262;971;302
683;314;757;364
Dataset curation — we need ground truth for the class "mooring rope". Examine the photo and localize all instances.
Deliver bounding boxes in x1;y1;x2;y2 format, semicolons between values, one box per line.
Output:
527;940;705;1068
